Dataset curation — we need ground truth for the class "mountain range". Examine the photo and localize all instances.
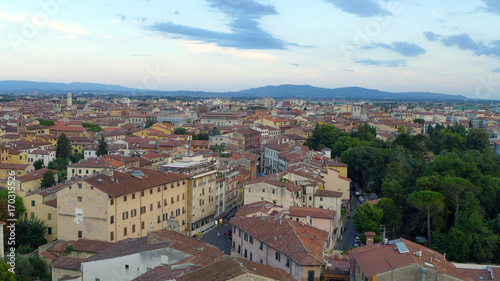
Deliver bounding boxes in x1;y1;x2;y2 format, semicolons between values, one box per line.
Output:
0;80;479;101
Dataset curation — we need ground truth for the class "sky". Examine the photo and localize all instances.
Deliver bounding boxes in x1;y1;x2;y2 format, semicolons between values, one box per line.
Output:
1;0;500;99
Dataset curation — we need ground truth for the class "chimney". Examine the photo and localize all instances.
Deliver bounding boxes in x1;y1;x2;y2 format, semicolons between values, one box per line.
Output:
365;232;376;246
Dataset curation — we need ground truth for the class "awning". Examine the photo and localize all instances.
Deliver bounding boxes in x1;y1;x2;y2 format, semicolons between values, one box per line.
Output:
215;212;228;220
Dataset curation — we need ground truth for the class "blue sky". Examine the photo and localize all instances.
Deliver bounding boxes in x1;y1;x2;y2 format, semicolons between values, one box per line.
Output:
1;0;500;99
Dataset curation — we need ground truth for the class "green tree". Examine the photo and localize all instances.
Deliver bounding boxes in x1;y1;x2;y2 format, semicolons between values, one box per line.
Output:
56;133;72;159
36;119;55;126
144;116;157;128
33;159;44;170
375;198;403;238
209;126;221;136
69;152;84;164
29;256;50;281
346;146;384;190
353;203;383;243
82;123;103;132
40;170;56;189
407;190;445;246
16;217;47;249
466;128;490;153
352;123;376;142
413;118;425;124
0;189;26;219
97;136;108;156
174;127;187;135
440;176;476;223
15;254;33;281
307;124;346;151
0;260;15;281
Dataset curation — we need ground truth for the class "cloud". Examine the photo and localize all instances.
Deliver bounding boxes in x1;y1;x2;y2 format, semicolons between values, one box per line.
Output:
117;14;127;21
97;30;115;40
147;0;290;50
493;67;500;73
369;41;427;57
50;19;89;36
292;63;300;67
424;31;500;59
174;11;180;15
354;59;406;67
482;0;500;15
323;0;392;17
345;69;354;72
0;9;28;23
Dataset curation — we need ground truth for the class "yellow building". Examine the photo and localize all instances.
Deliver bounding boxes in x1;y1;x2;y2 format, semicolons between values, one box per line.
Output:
57;168;190;242
0;163;34;177
8;149;29;164
324;160;348;178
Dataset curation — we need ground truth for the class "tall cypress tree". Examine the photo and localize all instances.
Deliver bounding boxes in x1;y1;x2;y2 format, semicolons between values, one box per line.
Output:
97;135;108;156
56;133;72;159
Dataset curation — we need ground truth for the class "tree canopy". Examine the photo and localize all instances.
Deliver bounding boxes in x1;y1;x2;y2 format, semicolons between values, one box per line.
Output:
56;133;72;159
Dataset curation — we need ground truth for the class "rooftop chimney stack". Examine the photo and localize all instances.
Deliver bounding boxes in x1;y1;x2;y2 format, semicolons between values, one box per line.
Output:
365;232;376;246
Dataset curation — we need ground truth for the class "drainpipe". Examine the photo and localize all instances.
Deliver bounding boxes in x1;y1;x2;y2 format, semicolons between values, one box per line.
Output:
421;266;427;281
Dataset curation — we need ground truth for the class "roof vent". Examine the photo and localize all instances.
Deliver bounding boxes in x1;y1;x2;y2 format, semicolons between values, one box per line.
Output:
131;170;146;180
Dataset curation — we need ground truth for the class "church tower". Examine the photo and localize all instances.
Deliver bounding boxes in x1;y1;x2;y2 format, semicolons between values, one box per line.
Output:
67;92;72;107
17;114;27;134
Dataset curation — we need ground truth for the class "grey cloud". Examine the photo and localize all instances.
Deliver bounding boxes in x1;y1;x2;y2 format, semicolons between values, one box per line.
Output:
323;0;392;17
424;31;500;59
355;59;406;67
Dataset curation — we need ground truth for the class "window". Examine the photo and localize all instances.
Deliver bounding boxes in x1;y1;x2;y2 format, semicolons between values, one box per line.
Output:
110;216;114;224
131;209;137;217
124;227;127;236
48;213;52;220
275;252;280;262
250;252;253;261
110;232;114;241
124;195;127;202
244;233;248;241
125;265;129;270
150;189;153;195
110;199;114;205
259;241;263;250
77;196;82;202
31;200;35;207
122;211;128;220
78;183;82;189
158;201;161;209
96;278;100;281
78;231;82;238
320;197;323;201
164;199;167;206
182;193;185;200
132;224;136;233
141;221;145;229
132;193;135;199
244;249;247;258
158;187;161;192
141;206;146;214
150;203;153;211
262;188;265;193
238;245;241;253
286;258;290;267
249;236;253;245
239;229;241;237
260;259;263;264
177;195;179;202
248;188;251;193
158;216;161;223
308;271;314;281
272;189;275;194
141;191;145;197
47;227;52;235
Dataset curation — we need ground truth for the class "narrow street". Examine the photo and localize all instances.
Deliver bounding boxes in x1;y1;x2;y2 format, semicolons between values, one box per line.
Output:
201;221;233;255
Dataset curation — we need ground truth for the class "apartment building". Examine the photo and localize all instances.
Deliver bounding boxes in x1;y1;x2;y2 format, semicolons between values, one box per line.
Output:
57;168;190;242
162;156;218;236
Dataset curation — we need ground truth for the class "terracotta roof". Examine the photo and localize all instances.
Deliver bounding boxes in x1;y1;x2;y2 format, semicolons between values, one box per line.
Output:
177;257;294;281
52;256;84;271
0;163;31;170
315;189;343;198
40;251;58;261
132;264;196;281
141;151;162;160
230;216;328;266
351;238;471;280
289;206;336;219
44;198;57;208
84;168;190;197
15;168;59;182
85;229;225;267
234;201;281;218
72;239;114;253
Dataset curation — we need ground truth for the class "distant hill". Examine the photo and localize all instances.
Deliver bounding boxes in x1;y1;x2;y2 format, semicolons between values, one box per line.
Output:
0;80;474;101
0;80;135;92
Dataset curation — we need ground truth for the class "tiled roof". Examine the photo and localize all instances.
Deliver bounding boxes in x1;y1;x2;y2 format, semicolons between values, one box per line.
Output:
230;216;327;266
83;168;190;197
44;198;57;208
351;238;471;280
85;229;225;267
177;257;294;281
289;206;336;219
132;265;196;281
0;163;30;170
315;189;343;198
14;168;59;182
40;251;58;261
73;239;114;253
52;256;84;271
234;201;281;218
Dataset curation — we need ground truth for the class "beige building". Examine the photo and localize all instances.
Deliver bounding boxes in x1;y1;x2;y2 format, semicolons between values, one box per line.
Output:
57;168;190;242
162;156;218;236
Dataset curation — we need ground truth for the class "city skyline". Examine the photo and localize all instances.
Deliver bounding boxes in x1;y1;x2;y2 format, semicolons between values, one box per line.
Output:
2;0;500;99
